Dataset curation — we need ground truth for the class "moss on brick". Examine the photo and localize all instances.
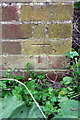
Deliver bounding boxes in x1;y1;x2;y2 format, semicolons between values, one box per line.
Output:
20;4;73;21
48;4;73;21
48;23;72;38
21;24;32;38
33;24;46;38
20;5;48;21
21;39;72;55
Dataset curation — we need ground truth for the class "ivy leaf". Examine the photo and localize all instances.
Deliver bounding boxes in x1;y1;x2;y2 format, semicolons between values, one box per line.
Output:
48;87;53;93
65;51;79;58
63;77;72;85
59;91;66;96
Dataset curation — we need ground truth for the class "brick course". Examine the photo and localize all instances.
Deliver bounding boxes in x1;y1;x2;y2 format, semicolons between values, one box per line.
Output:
0;0;73;2
21;39;72;55
0;55;69;70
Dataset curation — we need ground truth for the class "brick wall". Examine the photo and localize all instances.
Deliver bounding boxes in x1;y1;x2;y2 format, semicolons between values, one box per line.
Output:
0;0;74;77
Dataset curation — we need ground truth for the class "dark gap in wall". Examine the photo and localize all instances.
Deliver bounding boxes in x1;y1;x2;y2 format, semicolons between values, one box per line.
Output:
72;8;80;52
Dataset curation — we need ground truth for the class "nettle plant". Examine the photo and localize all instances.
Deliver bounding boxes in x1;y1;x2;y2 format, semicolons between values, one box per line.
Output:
0;49;80;119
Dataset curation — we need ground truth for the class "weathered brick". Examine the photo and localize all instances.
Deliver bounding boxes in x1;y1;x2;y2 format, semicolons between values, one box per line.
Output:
20;4;73;21
2;24;32;39
47;55;69;69
33;24;46;38
20;5;48;21
2;6;19;21
21;39;72;55
0;6;2;21
0;24;2;39
48;24;72;38
1;55;69;70
0;0;73;2
48;4;73;21
2;42;21;54
0;41;2;55
1;55;47;69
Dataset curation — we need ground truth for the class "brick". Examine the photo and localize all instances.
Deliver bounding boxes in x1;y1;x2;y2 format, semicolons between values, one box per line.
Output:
0;24;2;39
33;24;46;38
0;41;2;55
20;5;48;21
20;4;73;21
1;55;69;70
48;4;73;21
21;39;72;55
48;24;72;38
0;0;73;2
0;6;2;21
2;42;21;54
2;6;19;21
47;55;69;69
2;24;32;39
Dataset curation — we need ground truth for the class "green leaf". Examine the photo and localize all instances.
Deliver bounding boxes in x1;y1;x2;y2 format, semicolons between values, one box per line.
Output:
65;51;79;58
10;68;15;72
63;77;72;85
74;1;80;8
26;62;30;72
59;91;66;96
48;87;53;93
54;100;79;118
4;71;11;78
77;58;80;74
0;96;43;119
16;76;25;80
58;96;68;102
67;87;73;91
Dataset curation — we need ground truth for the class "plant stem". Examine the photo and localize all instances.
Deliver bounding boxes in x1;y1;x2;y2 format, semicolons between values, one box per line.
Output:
70;94;80;99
